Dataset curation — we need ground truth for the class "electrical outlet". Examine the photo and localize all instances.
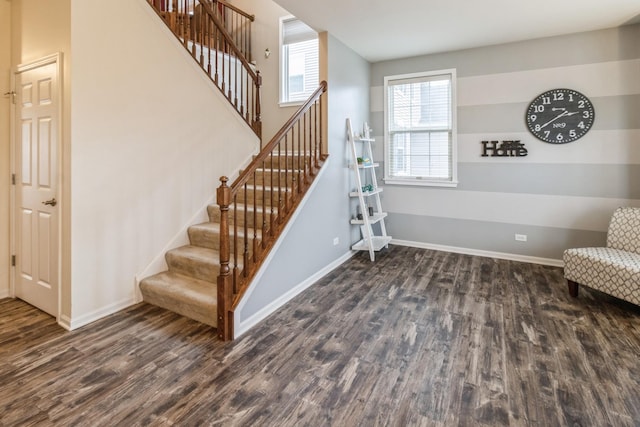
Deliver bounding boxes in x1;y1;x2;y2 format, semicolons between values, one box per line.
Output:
515;234;527;242
333;237;339;245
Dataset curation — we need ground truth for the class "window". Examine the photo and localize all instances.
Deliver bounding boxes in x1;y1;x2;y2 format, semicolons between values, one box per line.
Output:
384;69;457;187
280;16;319;105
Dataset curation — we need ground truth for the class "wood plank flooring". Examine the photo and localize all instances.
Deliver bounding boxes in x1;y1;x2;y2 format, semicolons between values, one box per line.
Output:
2;245;640;426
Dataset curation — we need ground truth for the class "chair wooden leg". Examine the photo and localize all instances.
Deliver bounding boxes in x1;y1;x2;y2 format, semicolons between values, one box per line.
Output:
567;280;579;298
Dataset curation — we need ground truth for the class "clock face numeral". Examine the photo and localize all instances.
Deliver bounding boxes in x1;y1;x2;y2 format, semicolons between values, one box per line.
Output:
525;89;595;144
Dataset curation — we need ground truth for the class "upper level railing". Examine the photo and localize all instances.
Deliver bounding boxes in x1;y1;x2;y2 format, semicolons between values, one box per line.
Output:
211;0;254;62
148;0;261;138
216;81;328;340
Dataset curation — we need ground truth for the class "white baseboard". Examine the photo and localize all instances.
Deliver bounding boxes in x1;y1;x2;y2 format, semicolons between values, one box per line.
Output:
0;289;10;299
391;239;564;267
61;297;137;331
234;250;355;339
58;314;72;331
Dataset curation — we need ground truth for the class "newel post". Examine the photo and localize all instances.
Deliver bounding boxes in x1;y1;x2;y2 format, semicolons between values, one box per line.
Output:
217;176;233;340
255;70;263;143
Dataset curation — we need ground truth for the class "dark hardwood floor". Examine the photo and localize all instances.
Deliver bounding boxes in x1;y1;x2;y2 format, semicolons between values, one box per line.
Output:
2;245;640;426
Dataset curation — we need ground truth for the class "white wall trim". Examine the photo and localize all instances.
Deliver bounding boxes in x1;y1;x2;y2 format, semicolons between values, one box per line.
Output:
235;250;355;338
58;314;72;331
0;290;10;299
11;52;64;321
63;297;137;331
391;239;564;267
8;64;15;301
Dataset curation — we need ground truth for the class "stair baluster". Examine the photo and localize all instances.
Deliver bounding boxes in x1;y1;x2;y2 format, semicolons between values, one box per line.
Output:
147;0;261;138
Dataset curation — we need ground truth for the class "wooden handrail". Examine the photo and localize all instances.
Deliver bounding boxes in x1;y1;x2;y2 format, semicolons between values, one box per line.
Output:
231;81;327;191
211;0;254;64
216;82;328;340
147;0;261;136
215;0;255;21
197;1;257;79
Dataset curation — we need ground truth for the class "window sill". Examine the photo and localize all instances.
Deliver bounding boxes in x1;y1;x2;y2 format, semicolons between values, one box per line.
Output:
384;178;459;188
279;100;305;108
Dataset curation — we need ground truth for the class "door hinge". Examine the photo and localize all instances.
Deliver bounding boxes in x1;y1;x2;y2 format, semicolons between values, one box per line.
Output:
11;173;16;185
11;255;16;267
3;91;16;104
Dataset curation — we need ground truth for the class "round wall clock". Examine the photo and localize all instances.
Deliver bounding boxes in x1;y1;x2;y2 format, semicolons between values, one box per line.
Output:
525;88;595;144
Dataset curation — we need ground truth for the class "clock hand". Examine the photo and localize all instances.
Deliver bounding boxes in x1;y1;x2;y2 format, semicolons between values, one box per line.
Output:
539;110;569;129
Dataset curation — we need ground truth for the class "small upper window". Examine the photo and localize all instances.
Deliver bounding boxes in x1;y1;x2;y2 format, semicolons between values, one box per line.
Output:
384;69;457;187
280;16;319;105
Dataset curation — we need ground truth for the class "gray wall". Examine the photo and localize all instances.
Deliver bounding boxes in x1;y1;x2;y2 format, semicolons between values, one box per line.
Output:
370;24;640;261
238;34;370;324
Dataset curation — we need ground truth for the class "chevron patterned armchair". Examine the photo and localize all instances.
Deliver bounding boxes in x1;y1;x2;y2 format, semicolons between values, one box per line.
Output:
563;207;640;306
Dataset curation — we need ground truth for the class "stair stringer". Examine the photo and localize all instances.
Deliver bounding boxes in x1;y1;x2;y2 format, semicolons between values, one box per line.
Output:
134;194;211;303
233;159;350;338
134;150;258;302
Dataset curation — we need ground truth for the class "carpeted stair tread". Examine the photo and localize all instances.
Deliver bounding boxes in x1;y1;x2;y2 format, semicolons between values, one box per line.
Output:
139;271;217;327
235;184;293;205
208;202;257;219
189;221;263;250
257;152;313;169
246;168;304;185
166;245;220;282
208;203;279;227
188;222;219;249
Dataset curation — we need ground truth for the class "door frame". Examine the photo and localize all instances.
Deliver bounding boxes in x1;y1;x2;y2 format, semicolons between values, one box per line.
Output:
9;52;64;322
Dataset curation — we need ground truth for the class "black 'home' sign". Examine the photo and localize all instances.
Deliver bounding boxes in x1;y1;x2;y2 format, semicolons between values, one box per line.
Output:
481;140;528;157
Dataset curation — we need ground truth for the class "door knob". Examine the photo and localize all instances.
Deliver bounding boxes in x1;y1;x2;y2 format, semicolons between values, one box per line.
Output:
42;198;57;207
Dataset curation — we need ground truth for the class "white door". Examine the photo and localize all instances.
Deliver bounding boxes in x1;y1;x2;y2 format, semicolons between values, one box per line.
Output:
14;57;60;317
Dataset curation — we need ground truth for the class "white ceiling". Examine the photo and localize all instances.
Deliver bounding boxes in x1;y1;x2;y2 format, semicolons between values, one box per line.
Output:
273;0;640;62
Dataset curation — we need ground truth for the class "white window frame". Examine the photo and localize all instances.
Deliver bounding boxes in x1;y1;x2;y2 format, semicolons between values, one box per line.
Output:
383;69;458;187
279;16;319;107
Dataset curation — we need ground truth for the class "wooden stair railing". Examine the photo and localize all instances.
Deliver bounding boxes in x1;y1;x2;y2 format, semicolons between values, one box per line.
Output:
211;0;254;62
148;0;262;138
216;81;328;340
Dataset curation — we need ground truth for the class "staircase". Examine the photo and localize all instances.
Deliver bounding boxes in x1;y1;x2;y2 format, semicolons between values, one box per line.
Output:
140;0;327;339
140;86;327;340
147;0;262;137
139;158;291;327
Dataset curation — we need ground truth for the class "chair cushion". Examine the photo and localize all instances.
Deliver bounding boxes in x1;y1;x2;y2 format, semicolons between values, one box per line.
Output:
607;207;640;254
564;247;640;306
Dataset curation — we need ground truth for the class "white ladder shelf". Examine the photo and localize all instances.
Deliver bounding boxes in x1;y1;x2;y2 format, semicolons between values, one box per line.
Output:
347;118;391;261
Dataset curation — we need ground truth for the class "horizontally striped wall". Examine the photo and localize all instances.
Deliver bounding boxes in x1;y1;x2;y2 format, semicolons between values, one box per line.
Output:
370;24;640;263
